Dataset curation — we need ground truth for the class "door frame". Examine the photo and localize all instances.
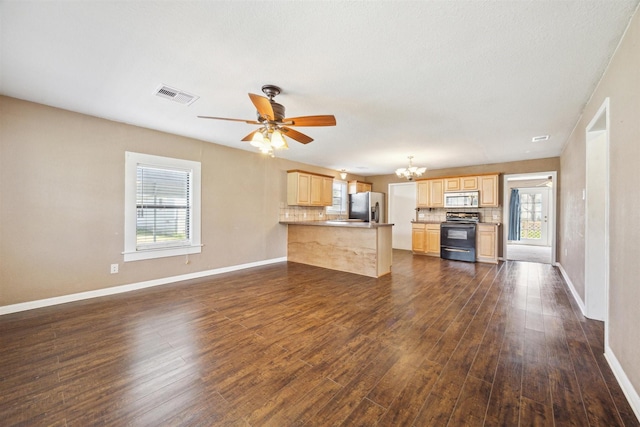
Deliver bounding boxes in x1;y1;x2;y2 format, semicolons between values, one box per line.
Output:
502;171;557;263
584;97;610;328
516;186;551;246
388;182;417;250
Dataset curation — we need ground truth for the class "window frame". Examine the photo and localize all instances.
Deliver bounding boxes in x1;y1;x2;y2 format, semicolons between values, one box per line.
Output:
326;179;348;216
123;152;201;262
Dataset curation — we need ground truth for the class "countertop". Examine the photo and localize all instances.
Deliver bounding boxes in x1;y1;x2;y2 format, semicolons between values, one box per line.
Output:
280;220;394;228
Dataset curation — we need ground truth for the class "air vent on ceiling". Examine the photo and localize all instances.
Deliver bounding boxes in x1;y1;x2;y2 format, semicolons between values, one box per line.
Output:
531;135;550;142
154;84;199;106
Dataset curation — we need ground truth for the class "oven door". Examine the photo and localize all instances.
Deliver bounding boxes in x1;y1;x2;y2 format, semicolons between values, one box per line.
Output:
440;223;477;262
440;223;476;249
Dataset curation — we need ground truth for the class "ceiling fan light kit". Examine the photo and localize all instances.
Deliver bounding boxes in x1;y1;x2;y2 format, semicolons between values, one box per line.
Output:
396;156;427;181
198;84;336;156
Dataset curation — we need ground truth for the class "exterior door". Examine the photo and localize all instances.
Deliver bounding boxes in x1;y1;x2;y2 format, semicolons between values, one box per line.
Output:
518;187;550;246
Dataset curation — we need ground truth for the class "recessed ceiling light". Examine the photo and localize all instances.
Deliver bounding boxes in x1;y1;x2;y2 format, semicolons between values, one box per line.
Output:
531;135;550;142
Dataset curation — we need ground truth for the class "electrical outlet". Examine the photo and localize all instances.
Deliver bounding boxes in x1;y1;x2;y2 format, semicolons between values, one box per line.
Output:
564;248;568;256
110;264;119;274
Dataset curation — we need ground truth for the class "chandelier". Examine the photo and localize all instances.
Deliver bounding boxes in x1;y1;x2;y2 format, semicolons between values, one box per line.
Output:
250;125;288;157
395;156;427;181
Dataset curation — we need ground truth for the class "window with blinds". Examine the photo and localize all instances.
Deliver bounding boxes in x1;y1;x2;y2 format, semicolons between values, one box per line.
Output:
124;152;201;262
136;165;191;249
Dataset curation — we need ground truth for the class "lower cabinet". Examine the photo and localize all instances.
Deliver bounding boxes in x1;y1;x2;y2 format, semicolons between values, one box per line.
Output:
412;223;440;256
476;223;499;264
412;222;499;263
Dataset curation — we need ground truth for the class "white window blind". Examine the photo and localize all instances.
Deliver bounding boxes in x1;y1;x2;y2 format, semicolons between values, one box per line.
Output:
136;165;191;249
124;152;201;262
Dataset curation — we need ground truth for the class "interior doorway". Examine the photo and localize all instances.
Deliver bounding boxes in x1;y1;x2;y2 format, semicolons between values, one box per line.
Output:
388;182;416;250
503;172;557;264
585;98;609;323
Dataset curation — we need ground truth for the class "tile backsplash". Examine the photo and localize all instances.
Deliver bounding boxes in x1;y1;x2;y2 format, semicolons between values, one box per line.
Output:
279;203;502;224
279;204;332;222
416;207;502;224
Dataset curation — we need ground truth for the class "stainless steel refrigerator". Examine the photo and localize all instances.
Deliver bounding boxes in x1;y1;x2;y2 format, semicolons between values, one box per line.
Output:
348;192;385;223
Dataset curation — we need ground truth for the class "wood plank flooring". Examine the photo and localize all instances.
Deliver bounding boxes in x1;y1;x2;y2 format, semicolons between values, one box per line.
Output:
1;250;638;426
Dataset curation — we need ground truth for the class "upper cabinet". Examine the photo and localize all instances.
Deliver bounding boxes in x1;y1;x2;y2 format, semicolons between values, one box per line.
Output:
444;176;478;192
416;179;444;208
478;174;499;207
287;171;334;206
416;173;499;208
348;180;372;194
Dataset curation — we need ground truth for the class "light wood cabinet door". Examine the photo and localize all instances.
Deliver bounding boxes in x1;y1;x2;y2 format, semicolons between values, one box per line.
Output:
287;172;311;205
348;180;372;194
444;178;461;192
416;181;429;207
428;179;445;208
461;176;478;190
477;223;498;263
412;224;425;253
425;224;441;256
479;174;499;207
321;177;333;206
287;171;333;206
310;175;323;205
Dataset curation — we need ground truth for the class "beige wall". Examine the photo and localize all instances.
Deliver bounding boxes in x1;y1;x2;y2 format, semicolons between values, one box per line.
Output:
0;96;359;306
559;6;640;398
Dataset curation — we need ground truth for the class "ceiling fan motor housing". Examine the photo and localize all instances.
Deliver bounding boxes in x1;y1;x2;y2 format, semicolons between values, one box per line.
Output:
256;101;285;123
258;85;286;122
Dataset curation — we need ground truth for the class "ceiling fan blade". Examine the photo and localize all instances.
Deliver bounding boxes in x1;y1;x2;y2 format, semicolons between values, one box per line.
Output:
249;93;275;121
283;115;336;127
280;127;314;144
241;130;261;142
197;116;261;125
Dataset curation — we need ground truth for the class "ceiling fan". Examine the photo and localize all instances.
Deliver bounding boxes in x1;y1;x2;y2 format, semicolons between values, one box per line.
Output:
198;85;336;155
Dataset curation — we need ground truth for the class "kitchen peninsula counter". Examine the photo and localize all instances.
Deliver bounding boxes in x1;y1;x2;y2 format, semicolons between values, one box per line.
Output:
280;221;394;278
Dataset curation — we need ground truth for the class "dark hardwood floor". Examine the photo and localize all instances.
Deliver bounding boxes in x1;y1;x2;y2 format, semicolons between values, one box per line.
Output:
1;250;638;426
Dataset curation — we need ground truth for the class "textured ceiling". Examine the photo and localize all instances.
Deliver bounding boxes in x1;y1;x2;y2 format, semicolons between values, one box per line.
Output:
1;1;638;176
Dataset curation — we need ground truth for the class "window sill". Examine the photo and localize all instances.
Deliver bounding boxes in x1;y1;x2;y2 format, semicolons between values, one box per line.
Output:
123;245;202;262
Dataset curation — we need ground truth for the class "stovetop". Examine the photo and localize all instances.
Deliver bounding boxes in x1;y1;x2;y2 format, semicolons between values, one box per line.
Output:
444;211;480;223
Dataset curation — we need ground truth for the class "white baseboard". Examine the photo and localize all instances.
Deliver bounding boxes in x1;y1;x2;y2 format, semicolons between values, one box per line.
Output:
605;346;640;422
0;257;288;316
556;262;587;316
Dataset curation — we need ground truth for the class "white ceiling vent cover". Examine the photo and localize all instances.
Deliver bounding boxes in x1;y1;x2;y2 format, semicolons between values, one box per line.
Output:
531;135;550;142
154;85;199;106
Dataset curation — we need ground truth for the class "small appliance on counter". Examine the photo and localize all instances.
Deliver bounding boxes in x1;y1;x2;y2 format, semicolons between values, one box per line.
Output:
349;191;385;223
440;211;480;262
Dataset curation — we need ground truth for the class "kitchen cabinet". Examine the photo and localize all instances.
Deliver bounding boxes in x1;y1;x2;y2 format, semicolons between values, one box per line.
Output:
416;181;429;207
425;224;441;255
412;223;425;253
461;176;479;190
445;176;478;192
412;223;440;256
348;180;372;194
287;170;334;206
321;176;333;206
444;178;460;192
428;179;444;208
479;174;499;207
416;179;445;208
477;223;499;263
416;179;444;208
